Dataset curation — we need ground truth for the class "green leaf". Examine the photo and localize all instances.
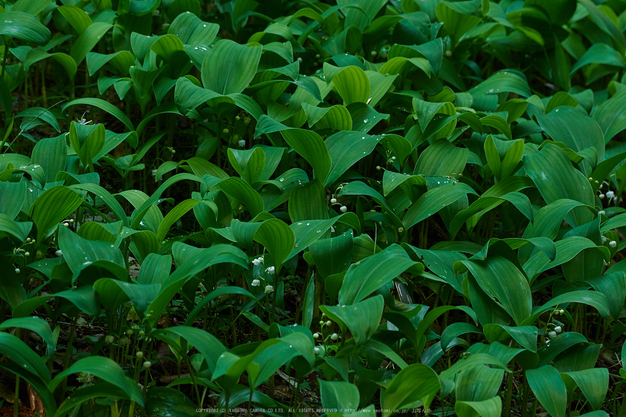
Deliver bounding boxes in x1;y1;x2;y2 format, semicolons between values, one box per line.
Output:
70;22;112;65
536;107;604;165
156;199;200;241
310;231;354;279
483;324;537;352
254;219;295;273
325;131;381;186
57;6;92;35
338;245;419;305
0;317;55;354
593;90;626;143
155;326;227;376
58;226;126;283
29;186;83;241
526;366;567;417
0;12;51;45
319;380;359;414
414;140;468;176
280;127;331;182
571;43;626;74
561;368;608;410
201;39;262;94
403;182;478;229
455;364;504;402
320;295;384;346
470;70;531;98
332;66;370;105
380;364;440;417
49;356;143;405
146;387;197;417
63;98;134;131
456;256;532;325
455;397;503;417
0;332;51;384
524;144;594;226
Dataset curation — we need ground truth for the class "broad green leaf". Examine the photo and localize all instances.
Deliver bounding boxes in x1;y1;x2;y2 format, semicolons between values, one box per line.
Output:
57;6;92;35
380;364;440;416
319;380;359;414
321;295;384;345
403;183;477;229
561;368;608;410
254;219;294;273
571;43;626;74
155;326;226;375
455;364;504;401
58;226;126;282
70;22;112;65
156;199;200;241
456;256;532;325
0;332;51;384
414;140;468;176
593;90;626;143
0;12;51;45
29;186;82;241
325;131;381;186
455;397;502;417
536;107;604;165
332;66;370;105
202;39;262;94
338;245;420;305
526;366;567;417
524;144;594;226
63;98;134;131
0;317;55;354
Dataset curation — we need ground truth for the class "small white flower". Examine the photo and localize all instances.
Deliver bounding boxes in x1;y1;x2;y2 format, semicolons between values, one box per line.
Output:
314;347;320;354
560;309;565;314
330;226;335;232
602;236;608;243
14;268;20;274
326;320;332;326
252;258;262;266
610;240;617;248
330;198;337;204
599;193;605;199
251;279;261;287
238;139;246;148
313;333;320;339
265;285;274;294
265;266;275;274
554;326;562;333
548;331;557;339
604;260;609;266
152;169;157;176
599;210;606;215
63;222;70;227
340;206;347;213
606;191;615;199
55;250;63;256
330;333;338;341
24;252;29;257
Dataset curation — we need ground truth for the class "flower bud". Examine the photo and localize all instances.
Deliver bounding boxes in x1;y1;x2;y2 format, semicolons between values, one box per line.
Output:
340;206;347;213
554;326;562;333
313;333;320;339
548;331;557;339
143;361;152;369
330;198;337;204
136;351;143;358
330;333;338;341
610;240;617;248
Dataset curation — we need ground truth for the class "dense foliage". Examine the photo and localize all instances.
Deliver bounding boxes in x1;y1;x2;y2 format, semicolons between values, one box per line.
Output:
1;0;626;416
